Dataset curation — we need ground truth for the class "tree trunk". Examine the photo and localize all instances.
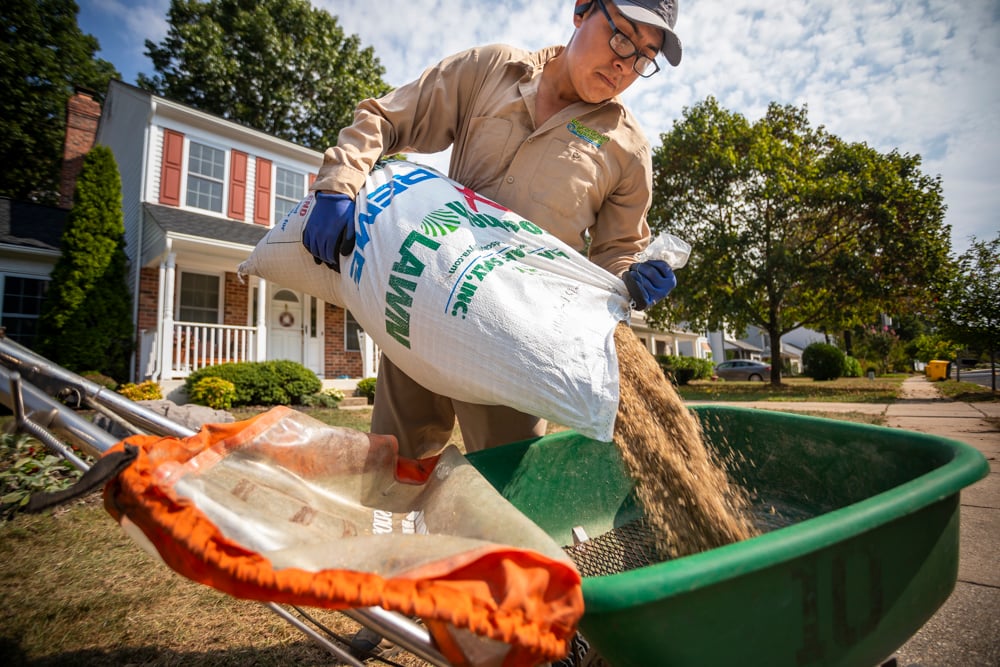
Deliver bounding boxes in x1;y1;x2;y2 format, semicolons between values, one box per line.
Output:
768;327;783;385
992;349;997;393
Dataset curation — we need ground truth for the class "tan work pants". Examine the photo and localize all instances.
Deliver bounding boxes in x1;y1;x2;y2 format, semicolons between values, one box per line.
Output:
371;356;547;459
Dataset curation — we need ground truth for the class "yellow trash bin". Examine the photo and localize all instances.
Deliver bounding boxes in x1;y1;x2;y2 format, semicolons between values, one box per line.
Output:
926;360;949;381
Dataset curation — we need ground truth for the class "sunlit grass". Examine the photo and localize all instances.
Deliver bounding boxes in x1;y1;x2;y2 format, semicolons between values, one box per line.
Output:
675;375;906;403
934;378;999;402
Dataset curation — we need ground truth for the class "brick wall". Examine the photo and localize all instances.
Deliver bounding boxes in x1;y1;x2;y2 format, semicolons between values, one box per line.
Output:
59;90;101;209
137;267;159;332
324;303;362;377
223;272;248;326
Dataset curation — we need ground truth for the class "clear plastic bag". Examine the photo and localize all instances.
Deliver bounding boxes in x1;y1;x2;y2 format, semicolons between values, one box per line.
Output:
636;232;691;269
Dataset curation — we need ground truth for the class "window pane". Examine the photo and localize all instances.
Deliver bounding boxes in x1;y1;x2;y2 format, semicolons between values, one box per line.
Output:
186;141;225;212
345;310;363;351
275;167;304;222
178;272;219;323
2;276;48;346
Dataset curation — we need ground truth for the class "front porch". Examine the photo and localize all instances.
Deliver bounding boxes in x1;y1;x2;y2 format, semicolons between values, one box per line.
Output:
134;205;375;383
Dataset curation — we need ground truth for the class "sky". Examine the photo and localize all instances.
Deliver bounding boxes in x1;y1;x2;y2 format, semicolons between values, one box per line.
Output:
77;0;1000;255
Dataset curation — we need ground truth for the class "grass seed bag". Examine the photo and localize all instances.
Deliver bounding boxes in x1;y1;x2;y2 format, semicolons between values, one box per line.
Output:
239;161;631;441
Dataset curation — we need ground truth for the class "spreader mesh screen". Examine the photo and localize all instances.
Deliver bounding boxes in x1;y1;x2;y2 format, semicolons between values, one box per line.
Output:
562;520;663;577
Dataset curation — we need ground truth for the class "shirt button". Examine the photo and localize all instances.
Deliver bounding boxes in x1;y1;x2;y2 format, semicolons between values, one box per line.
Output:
506;176;515;184
527;138;534;143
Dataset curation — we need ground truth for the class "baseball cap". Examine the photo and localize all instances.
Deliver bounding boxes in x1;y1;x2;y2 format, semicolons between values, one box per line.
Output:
614;0;683;66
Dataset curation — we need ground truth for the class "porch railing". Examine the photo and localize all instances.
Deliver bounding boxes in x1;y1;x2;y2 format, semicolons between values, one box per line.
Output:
170;322;258;376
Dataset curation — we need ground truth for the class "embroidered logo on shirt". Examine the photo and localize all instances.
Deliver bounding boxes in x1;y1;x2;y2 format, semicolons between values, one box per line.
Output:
567;119;609;148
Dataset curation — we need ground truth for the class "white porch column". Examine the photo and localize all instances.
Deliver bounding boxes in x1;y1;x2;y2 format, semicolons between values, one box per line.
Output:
160;252;177;380
709;330;726;364
255;278;267;361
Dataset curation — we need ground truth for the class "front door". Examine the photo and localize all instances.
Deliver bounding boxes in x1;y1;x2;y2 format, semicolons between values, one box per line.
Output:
303;294;324;376
268;288;303;363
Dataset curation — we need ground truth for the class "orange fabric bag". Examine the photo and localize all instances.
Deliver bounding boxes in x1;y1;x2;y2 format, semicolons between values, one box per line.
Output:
102;406;582;666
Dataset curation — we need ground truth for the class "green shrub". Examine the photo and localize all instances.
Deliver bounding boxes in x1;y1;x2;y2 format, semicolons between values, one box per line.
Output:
803;343;845;381
655;355;714;385
185;360;321;406
82;371;118;391
188;376;237;410
1;433;84;520
35;146;133;383
842;356;863;378
117;380;163;401
300;387;346;408
355;377;377;403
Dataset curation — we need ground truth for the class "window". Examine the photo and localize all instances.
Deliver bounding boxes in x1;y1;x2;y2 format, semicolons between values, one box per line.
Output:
186;141;225;212
345;310;363;351
309;296;317;338
274;167;305;222
178;272;220;323
1;276;48;346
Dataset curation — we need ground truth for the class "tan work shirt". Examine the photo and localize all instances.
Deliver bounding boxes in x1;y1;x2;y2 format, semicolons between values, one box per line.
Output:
312;43;653;276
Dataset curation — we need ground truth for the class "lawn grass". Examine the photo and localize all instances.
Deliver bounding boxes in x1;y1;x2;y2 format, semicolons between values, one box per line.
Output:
0;495;419;667
934;378;999;402
675;374;906;403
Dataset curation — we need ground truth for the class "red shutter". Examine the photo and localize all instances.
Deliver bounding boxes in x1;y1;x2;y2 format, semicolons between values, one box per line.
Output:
228;150;248;220
253;157;272;226
159;129;184;206
308;172;316;188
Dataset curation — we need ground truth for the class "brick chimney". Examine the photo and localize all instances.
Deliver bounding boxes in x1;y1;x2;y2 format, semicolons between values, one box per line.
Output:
59;88;102;209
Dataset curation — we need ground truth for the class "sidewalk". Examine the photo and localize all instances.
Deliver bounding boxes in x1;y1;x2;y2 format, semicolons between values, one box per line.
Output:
886;377;999;667
692;377;999;665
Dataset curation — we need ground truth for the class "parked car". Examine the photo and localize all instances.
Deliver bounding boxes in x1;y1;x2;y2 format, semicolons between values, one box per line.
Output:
715;360;771;382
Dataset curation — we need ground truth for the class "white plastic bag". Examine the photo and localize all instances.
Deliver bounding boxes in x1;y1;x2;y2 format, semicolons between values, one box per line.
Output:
636;231;691;269
239;161;631;441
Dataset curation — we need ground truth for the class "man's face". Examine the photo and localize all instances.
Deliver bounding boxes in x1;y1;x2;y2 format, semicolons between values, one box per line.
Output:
567;0;664;103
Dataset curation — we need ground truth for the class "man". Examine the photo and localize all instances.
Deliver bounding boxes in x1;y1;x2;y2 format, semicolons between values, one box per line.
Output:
305;0;683;460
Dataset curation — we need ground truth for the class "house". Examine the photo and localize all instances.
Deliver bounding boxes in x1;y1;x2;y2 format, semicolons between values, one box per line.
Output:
736;325;828;374
630;310;713;360
0;198;67;348
85;80;371;390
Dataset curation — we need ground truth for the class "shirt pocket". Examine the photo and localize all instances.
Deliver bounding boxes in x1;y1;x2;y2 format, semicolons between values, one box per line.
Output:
528;137;604;221
464;116;514;170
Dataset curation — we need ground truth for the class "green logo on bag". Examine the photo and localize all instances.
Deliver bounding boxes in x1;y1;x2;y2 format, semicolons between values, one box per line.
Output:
421;209;463;237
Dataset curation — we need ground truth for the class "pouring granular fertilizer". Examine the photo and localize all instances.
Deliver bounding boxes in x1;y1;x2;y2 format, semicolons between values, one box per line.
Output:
612;322;757;558
240;160;756;560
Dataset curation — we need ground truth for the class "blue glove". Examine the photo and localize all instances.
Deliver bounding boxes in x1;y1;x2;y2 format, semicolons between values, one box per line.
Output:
622;260;676;310
302;192;356;272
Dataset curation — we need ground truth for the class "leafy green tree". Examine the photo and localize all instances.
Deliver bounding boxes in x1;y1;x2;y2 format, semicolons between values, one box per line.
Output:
138;0;391;150
648;97;951;384
0;0;119;204
36;146;133;381
937;234;1000;390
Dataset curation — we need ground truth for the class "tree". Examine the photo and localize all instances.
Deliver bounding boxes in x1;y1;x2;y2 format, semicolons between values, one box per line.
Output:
36;145;133;381
937;234;1000;391
0;0;119;204
138;0;392;150
648;98;951;384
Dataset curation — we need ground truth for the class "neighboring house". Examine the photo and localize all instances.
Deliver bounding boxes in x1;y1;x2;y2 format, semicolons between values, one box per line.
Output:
88;80;368;384
738;325;828;374
630;310;712;360
0;198;66;349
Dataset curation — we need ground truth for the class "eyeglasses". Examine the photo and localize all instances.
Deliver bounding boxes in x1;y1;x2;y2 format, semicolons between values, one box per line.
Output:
593;0;661;78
